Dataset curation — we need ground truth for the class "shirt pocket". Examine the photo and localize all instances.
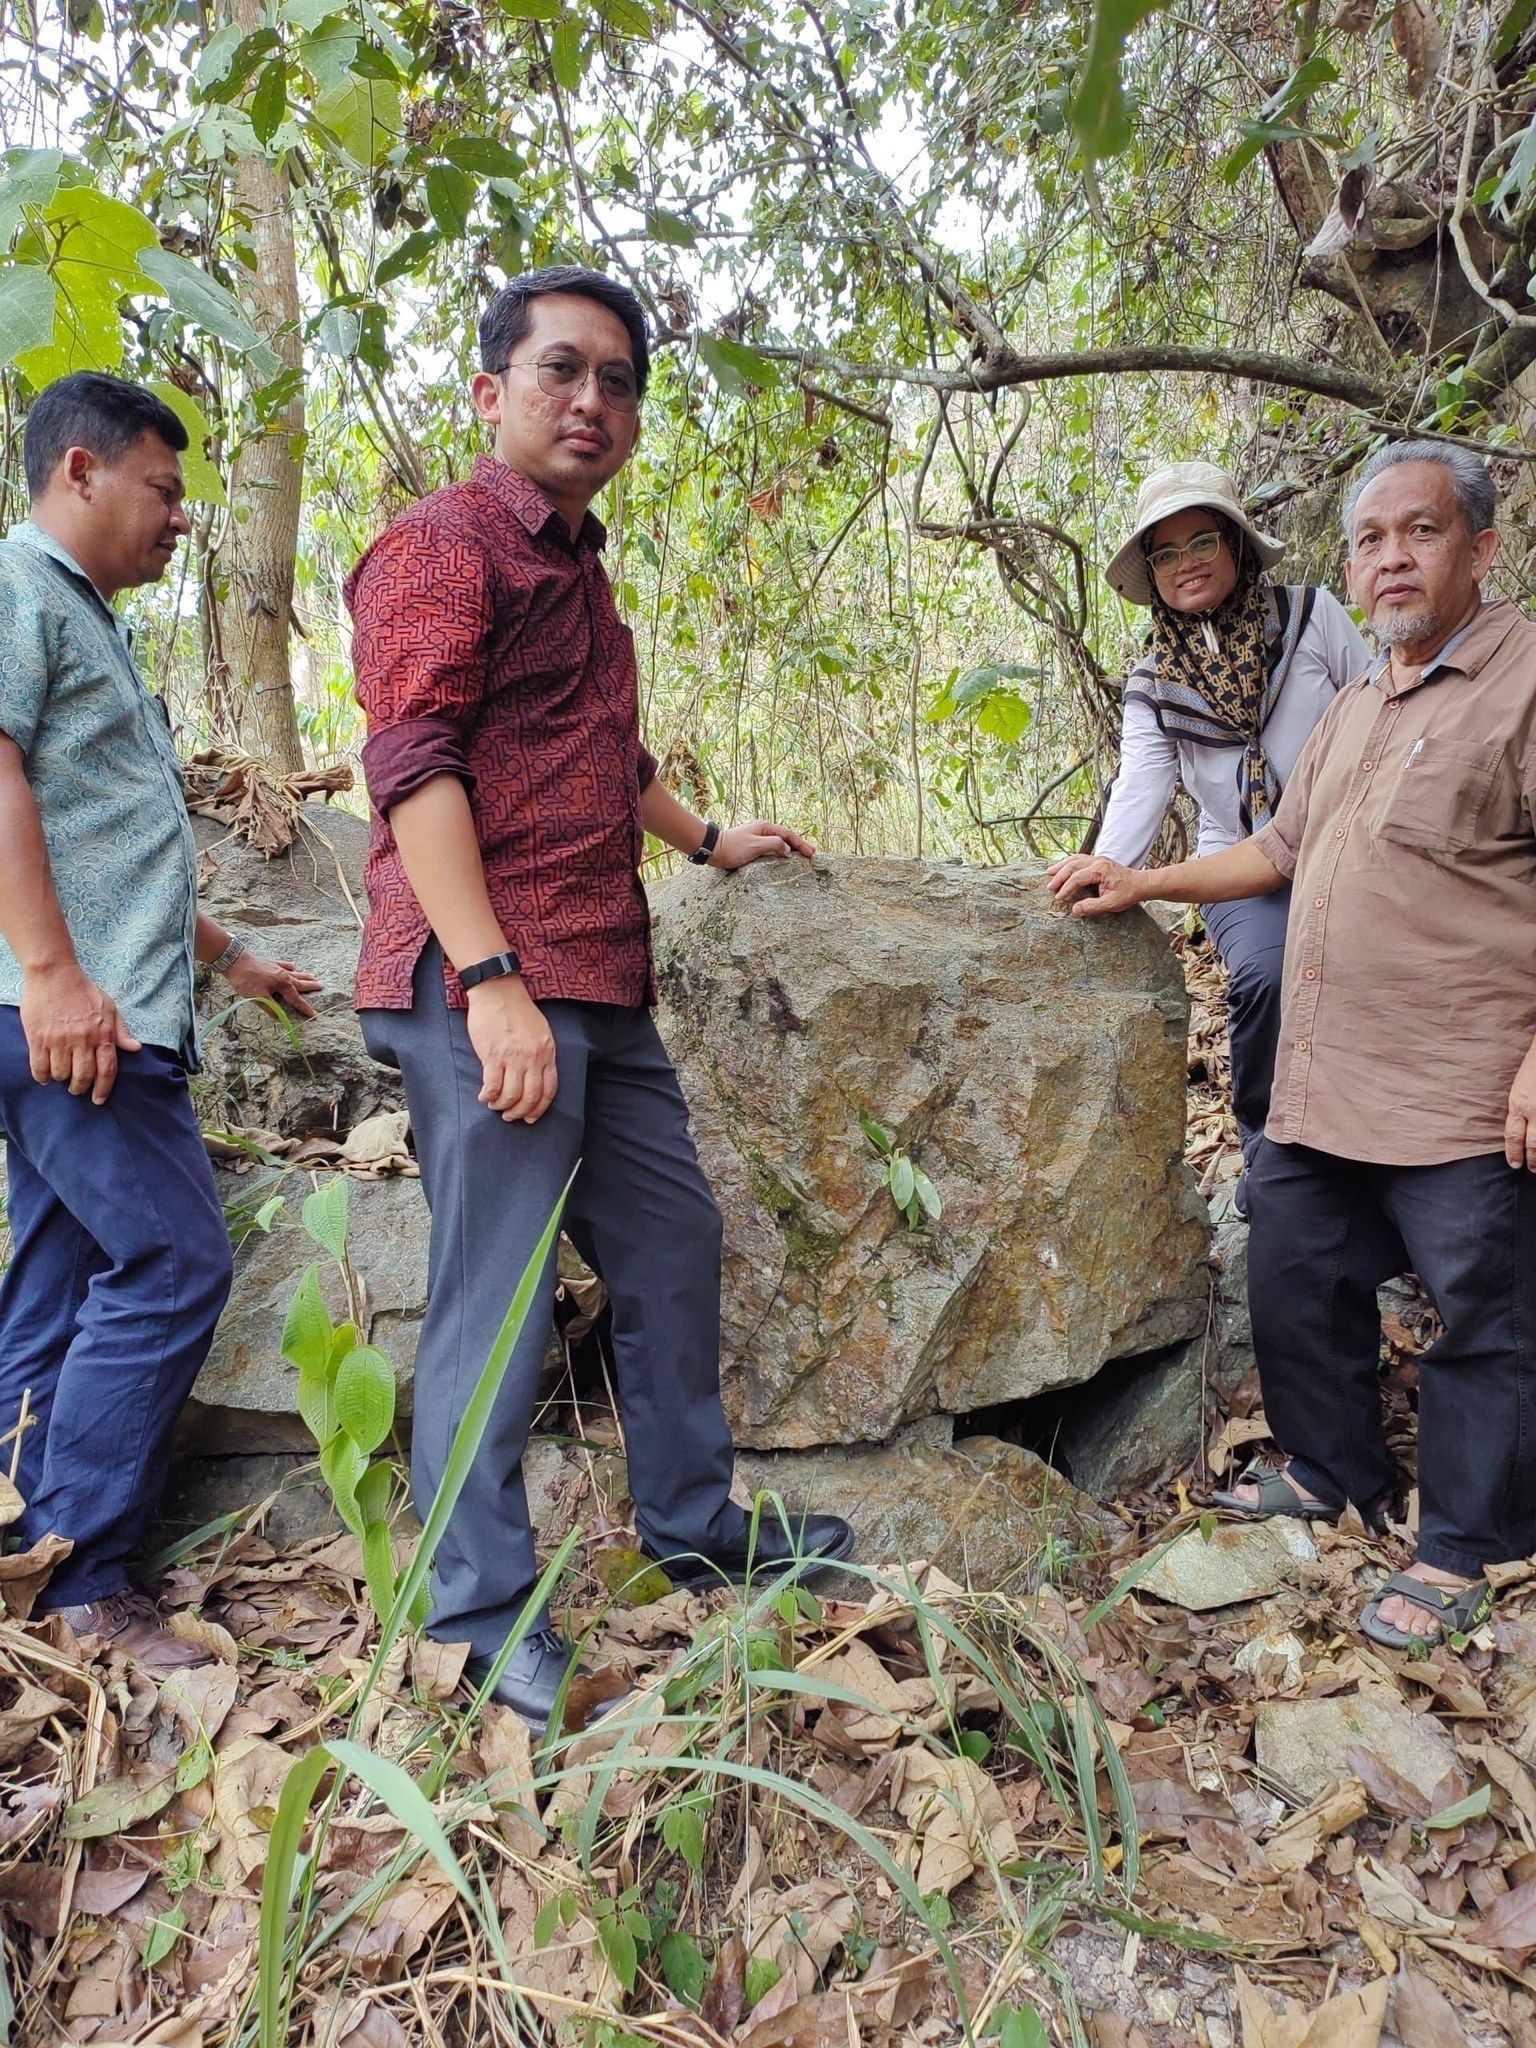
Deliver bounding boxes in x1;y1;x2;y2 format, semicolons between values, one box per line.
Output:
1375;739;1502;857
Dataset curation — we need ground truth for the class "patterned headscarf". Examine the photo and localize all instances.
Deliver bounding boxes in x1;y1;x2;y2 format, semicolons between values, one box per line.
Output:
1123;520;1306;832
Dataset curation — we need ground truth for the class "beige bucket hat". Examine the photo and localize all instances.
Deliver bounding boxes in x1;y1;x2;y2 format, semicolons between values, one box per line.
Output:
1106;459;1285;606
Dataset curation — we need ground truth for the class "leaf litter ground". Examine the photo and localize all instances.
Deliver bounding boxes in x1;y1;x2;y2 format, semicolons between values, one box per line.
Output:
2;924;1534;2047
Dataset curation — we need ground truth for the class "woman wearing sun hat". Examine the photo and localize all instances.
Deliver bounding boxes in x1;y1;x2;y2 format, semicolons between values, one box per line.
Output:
1096;461;1370;1203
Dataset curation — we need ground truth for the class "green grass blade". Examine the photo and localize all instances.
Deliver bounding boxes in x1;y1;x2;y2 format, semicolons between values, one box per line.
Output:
324;1739;478;1907
256;1743;334;2048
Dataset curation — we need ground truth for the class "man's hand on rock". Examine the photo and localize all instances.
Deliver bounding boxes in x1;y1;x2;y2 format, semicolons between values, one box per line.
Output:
467;976;558;1123
21;962;141;1104
226;950;322;1020
712;821;816;869
1047;853;1146;917
1505;1044;1536;1170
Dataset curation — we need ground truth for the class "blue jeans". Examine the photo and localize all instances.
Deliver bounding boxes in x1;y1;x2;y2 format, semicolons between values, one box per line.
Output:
0;1008;233;1607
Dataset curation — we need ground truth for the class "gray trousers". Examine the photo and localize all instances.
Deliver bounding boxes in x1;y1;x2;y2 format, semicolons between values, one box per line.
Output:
361;943;741;1656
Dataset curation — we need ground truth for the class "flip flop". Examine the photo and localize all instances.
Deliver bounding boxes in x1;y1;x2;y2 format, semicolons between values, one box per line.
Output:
1359;1570;1495;1650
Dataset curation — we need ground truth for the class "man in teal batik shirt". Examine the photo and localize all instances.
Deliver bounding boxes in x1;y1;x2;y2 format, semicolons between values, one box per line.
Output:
0;373;321;1674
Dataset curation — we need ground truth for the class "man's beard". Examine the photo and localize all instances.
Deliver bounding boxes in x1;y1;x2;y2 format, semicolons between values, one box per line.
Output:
1372;603;1440;647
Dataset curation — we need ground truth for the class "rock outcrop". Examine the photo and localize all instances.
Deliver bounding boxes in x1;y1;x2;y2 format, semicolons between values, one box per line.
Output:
176;820;1212;1579
653;857;1210;1447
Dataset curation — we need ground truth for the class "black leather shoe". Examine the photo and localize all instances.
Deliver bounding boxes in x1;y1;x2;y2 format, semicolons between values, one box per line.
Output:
645;1508;854;1592
463;1627;633;1737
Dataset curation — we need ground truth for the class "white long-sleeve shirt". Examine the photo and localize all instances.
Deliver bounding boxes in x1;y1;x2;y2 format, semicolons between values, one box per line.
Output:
1095;586;1372;867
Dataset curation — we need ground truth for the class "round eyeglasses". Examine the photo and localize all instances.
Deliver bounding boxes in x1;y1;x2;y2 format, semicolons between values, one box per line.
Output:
1146;528;1224;576
500;351;641;413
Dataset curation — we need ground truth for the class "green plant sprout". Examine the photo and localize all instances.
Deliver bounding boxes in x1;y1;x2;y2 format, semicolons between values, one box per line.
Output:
859;1109;942;1230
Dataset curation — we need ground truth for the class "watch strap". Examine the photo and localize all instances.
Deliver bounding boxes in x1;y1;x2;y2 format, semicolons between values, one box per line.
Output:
210;934;248;975
459;949;522;990
689;820;722;866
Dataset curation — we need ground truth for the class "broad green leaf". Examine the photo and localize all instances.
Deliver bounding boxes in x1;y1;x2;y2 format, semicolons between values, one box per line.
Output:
1426;1784;1493;1830
136;246;281;380
147;380;227;506
0;149;63;243
316;304;360;358
1221;56;1339;184
976;690;1032;744
194;23;245;94
354;1460;394;1526
661;1800;705;1872
699;334;781;392
596;1911;637;1992
282;0;353;27
952;661;1038;708
550;16;585;90
301;1176;350;1259
320;1428;368;1532
375;228;439;286
888;1155;916;1209
426;163;475;238
141;1903;187;1969
296;1354;336;1447
1069;0;1175;165
744;1957;781;2008
911;1167;942;1221
645;206;696;248
313;74;404;167
500;0;560;14
362;1517;396;1616
249;59;289;146
298;17;363;92
858;1108;892;1155
658;1929;706;2005
0;265;57;368
280;1263;333;1375
442;135;522;178
64;1771;177;1839
253;1194;285;1231
333;1344;395;1453
598;0;653;35
200;26;283;105
997;2006;1051;2048
1492;0;1536;63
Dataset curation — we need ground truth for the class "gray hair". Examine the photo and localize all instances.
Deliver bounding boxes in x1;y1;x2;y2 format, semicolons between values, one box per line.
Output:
1342;439;1497;541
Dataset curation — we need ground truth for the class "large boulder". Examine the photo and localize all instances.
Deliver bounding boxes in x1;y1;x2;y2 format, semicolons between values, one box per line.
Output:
652;858;1210;1448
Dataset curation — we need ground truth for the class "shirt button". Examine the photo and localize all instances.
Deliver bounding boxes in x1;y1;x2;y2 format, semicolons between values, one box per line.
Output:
1361;761;1374;772
1305;968;1317;979
1298;1039;1310;1052
1335;829;1346;839
1314;897;1325;908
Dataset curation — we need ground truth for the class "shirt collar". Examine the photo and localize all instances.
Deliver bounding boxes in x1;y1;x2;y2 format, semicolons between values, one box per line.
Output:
470;456;607;552
1369;596;1518;696
5;520;133;642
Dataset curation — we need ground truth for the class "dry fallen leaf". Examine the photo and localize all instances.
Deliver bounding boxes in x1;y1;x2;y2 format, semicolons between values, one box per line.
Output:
886;1745;1018;1896
745;1878;857;2003
1390;1971;1467;2048
1235;1965;1389;2047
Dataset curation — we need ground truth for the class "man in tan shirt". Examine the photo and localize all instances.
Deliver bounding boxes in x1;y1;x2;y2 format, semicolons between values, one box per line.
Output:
1050;441;1536;1649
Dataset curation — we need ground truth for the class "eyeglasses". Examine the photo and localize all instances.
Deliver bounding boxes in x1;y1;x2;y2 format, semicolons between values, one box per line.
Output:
499;350;641;413
1146;528;1224;576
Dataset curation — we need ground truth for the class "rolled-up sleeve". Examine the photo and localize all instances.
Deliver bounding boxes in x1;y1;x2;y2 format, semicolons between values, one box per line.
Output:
349;515;494;815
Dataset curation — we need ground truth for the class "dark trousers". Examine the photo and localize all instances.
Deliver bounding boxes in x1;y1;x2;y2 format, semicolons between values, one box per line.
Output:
360;945;742;1658
0;1008;233;1607
1203;886;1291;1163
1248;1139;1536;1575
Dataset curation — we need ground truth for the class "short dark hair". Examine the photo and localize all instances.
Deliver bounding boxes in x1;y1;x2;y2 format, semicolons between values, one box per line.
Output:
478;266;650;397
24;372;189;501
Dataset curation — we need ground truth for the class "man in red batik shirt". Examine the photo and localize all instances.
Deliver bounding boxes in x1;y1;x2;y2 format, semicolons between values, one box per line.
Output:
348;267;852;1731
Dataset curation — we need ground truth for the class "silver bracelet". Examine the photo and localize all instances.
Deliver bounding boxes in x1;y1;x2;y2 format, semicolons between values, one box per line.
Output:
210;934;249;976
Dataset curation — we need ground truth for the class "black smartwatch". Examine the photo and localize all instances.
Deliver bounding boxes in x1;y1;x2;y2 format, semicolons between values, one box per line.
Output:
689;821;721;866
458;949;522;990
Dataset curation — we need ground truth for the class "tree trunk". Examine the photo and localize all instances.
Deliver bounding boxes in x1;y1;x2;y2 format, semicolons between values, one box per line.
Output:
220;0;305;771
